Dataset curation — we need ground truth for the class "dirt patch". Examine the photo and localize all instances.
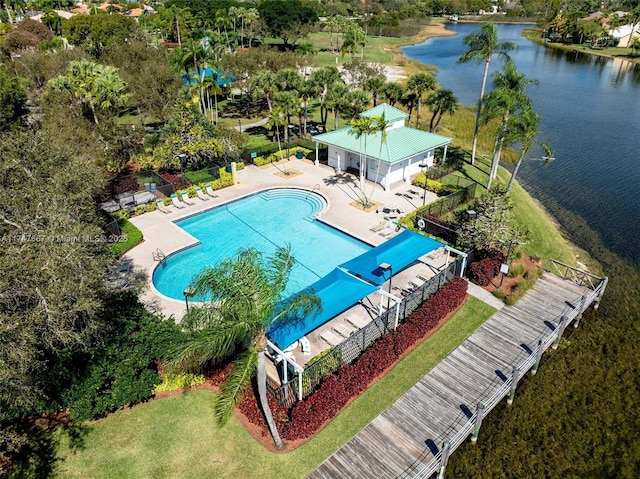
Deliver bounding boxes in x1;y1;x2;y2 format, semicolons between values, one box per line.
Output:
273;168;303;179
348;199;382;213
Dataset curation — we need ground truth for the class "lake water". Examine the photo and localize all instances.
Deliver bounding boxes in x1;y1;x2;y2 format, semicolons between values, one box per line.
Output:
402;24;640;264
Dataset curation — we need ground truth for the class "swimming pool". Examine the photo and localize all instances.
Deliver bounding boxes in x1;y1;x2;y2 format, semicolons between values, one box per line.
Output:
152;188;372;301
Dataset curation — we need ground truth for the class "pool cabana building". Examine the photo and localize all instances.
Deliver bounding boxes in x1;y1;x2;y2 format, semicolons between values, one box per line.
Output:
312;104;452;191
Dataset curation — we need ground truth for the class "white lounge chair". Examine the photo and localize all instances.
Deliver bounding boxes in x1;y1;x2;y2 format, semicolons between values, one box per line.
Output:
299;336;311;355
195;187;210;201
156;200;172;214
370;221;387;233
170;194;186;209
180;191;195;205
333;323;355;338
320;330;342;347
417;270;432;282
346;315;370;330
205;184;218;197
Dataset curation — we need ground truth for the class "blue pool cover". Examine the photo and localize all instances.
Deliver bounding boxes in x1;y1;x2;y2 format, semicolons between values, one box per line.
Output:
340;230;443;286
268;269;378;349
268;230;442;349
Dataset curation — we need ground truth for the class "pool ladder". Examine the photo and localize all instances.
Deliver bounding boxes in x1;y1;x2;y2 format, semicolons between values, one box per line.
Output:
152;248;166;263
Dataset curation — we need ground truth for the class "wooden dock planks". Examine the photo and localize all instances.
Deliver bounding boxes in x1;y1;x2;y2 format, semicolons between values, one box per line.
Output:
308;274;593;479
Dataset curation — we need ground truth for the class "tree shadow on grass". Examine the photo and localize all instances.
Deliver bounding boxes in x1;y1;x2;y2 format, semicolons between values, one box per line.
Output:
4;416;88;478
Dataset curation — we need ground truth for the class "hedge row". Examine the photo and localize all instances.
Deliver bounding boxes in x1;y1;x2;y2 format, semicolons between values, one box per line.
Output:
238;277;469;441
253;148;311;166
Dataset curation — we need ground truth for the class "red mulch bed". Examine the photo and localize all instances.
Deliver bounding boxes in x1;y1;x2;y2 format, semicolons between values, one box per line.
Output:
152;278;469;452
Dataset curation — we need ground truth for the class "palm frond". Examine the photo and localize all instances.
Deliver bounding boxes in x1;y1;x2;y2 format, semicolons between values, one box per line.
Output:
214;346;258;426
168;318;254;372
540;141;555;163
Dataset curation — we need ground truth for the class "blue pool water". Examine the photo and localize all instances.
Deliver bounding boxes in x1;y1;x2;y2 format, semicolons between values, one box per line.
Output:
152;188;372;300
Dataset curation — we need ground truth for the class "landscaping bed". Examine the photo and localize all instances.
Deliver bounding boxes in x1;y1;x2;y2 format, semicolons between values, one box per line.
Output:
226;277;469;450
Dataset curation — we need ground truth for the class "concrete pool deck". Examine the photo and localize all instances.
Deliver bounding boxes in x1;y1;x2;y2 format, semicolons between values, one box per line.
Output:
126;160;442;320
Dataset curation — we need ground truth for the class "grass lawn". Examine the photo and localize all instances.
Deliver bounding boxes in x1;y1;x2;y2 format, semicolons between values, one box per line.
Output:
55;297;495;479
107;219;143;257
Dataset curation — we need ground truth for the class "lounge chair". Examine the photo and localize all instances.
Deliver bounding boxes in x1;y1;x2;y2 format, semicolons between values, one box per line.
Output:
370;221;387;233
205;184;218;197
134;191;155;206
180;191;195;205
320;330;342;347
300;336;311;355
333;323;355;338
416;271;432;282
156;200;172;214
346;315;370;330
195;187;210;201
170;194;186;209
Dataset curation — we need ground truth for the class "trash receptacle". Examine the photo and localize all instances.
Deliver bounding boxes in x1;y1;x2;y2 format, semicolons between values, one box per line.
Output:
296;150;304;159
144;182;150;191
225;165;232;173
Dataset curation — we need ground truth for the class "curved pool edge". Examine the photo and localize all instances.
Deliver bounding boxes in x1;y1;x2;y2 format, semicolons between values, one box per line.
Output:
151;186;335;302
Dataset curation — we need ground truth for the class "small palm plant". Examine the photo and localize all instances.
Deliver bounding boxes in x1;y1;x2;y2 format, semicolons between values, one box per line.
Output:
170;246;321;448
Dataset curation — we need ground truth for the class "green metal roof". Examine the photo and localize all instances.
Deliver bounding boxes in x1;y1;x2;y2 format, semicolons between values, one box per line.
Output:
312;125;452;164
359;103;408;123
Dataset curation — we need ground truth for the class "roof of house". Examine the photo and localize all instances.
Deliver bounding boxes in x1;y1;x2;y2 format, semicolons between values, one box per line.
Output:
359;103;408;123
312;104;452;164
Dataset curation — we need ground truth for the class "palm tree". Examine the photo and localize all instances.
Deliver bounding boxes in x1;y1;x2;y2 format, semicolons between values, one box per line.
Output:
250;70;277;112
171;246;321;449
325;82;350;130
503;108;541;192
309;66;341;130
273;90;299;143
48;60;130;125
348;113;388;206
406;72;436;128
349;116;376;199
347;89;371;120
365;76;384;107
457;23;517;165
381;82;404;107
426;89;458;133
341;24;366;59
626;7;640;48
482;60;538;189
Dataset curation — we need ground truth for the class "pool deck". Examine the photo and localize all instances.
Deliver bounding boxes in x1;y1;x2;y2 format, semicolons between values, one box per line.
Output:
126;160;441;319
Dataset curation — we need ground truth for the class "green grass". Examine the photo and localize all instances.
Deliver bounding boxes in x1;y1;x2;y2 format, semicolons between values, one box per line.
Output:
107;219;143;257
184;169;219;185
55;297;495;478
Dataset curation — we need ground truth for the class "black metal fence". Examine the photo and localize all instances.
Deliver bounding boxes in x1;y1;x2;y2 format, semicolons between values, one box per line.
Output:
268;259;462;406
111;170;174;198
418;182;476;218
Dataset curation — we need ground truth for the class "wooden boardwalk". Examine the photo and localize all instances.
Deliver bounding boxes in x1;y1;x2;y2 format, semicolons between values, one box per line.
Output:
308;273;599;479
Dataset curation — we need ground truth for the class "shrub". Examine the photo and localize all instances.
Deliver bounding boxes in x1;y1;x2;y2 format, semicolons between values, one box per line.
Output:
469;258;501;286
152;373;205;394
53;292;187;420
112;208;130;221
524;266;544;281
508;263;526;278
505;279;532;305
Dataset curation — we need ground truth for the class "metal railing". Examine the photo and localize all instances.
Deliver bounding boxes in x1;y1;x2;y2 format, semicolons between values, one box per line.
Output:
267;261;460;405
411;270;608;479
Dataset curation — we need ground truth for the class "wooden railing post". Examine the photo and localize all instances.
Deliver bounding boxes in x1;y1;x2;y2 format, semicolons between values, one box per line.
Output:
574;295;587;328
436;440;451;479
531;339;544;375
507;366;520;405
594;277;608;310
470;402;485;444
552;315;568;350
